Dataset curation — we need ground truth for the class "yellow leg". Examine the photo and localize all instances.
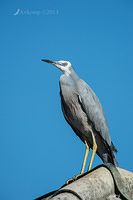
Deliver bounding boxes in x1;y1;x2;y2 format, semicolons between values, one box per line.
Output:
88;132;97;171
81;140;90;174
66;141;89;184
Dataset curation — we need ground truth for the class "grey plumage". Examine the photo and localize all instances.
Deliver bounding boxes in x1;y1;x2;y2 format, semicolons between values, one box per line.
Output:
42;59;118;173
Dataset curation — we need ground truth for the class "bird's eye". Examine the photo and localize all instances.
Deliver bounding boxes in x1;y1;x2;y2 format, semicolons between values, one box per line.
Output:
59;62;68;67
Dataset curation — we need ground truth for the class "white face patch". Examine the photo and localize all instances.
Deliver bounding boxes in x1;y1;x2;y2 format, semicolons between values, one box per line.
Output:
55;61;72;76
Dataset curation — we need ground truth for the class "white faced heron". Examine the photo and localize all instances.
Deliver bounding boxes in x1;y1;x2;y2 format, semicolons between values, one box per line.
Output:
42;59;118;176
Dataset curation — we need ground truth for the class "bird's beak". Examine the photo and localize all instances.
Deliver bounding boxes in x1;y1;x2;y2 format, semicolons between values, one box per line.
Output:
42;59;57;66
42;59;64;72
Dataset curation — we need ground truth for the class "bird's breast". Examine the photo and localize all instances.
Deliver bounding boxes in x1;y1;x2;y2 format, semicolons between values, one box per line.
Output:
60;85;91;134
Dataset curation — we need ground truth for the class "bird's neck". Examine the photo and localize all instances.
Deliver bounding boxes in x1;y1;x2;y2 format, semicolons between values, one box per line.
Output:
60;71;79;89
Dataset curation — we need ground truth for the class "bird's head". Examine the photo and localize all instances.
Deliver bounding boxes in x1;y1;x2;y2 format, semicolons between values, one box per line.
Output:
42;59;74;76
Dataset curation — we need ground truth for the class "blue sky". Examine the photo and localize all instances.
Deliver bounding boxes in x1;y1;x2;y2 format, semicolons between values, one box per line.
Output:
0;0;133;199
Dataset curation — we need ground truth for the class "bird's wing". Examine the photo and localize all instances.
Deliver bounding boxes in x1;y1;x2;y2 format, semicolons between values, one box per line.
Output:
78;79;111;147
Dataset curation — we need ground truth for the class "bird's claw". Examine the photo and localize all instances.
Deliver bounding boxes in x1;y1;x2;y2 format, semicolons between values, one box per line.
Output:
66;174;82;184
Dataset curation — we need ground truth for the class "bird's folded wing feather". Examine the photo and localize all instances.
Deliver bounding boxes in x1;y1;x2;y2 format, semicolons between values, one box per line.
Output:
78;79;111;146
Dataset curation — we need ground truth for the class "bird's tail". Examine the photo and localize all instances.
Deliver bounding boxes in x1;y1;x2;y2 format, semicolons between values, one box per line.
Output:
111;151;119;167
110;142;119;167
111;141;118;153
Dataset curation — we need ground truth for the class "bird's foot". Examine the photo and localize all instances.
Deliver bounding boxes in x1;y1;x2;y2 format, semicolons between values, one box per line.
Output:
66;174;82;184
